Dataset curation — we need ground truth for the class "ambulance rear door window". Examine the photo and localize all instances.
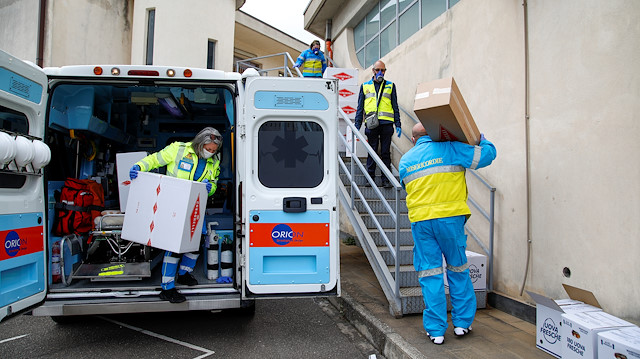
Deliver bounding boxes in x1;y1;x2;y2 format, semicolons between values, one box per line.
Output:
258;121;324;188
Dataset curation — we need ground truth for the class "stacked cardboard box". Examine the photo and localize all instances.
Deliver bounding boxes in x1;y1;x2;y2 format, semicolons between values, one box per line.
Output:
325;67;366;157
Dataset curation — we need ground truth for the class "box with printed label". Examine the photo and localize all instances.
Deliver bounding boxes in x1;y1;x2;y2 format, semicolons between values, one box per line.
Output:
324;67;358;87
561;311;636;359
121;171;208;253
528;285;604;358
443;250;487;290
598;326;640;359
337;85;359;103
346;126;367;158
413;77;480;145
340;100;358;120
116;151;148;212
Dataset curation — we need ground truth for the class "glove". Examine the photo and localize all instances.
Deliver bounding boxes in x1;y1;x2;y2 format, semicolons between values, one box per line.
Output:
129;165;140;180
480;133;486;142
396;127;402;138
293;64;300;68
203;178;212;193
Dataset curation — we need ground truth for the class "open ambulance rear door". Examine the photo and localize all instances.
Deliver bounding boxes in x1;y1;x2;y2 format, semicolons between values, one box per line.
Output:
0;49;50;322
239;75;340;298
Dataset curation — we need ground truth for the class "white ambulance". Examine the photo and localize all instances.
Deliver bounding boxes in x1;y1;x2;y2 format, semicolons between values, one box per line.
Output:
0;48;340;322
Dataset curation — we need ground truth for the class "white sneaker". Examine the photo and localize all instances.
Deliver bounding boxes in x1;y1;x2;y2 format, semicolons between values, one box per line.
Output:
427;332;444;345
454;327;472;336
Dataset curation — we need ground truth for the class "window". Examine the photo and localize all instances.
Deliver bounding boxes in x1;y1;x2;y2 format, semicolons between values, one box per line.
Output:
145;9;155;65
207;40;216;69
353;0;459;68
258;121;324;188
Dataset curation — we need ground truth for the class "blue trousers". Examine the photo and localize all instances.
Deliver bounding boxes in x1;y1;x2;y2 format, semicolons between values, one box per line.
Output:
411;215;476;336
161;251;199;290
364;123;393;177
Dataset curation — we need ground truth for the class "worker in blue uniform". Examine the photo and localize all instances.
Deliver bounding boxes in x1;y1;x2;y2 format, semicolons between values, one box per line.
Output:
398;122;496;344
129;127;222;303
294;40;327;77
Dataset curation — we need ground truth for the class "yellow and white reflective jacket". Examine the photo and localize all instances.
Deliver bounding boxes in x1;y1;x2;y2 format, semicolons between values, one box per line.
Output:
398;136;496;223
135;141;220;196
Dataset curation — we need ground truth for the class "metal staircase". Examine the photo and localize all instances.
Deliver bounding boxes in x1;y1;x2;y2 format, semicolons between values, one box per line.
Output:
337;109;495;318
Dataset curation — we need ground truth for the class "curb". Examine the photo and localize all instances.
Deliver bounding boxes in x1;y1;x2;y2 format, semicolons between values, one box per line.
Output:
328;292;427;359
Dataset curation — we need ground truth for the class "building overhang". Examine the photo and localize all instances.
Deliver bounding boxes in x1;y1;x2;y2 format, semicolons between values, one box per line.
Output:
234;10;306;60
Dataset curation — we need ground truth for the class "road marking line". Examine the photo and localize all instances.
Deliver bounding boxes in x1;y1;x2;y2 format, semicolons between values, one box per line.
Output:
99;316;214;358
0;334;29;344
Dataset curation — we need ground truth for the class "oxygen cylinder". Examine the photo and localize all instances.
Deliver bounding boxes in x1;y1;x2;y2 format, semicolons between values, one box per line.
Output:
206;222;219;281
51;241;61;283
219;232;234;279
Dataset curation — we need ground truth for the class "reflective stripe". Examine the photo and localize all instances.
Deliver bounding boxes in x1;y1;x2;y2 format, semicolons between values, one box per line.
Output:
179;264;193;272
381;92;391;99
470;146;481;170
162;275;175;283
446;262;469;272
418;267;444;278
364;92;376;99
183;252;198;260
403;165;464;185
164;256;180;264
167;145;186;177
378;111;394;119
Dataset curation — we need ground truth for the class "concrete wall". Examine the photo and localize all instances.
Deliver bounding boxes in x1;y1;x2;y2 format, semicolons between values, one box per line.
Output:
48;0;133;66
0;0;40;63
328;0;640;321
131;0;236;70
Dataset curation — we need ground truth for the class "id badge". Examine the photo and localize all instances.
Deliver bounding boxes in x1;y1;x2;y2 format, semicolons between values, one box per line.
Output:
178;159;193;172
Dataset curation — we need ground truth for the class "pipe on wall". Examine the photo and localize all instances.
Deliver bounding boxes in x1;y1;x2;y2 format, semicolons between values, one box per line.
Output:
37;0;47;67
519;0;532;296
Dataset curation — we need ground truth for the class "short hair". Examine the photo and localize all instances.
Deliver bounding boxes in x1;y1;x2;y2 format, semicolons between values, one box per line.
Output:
310;40;321;48
192;127;222;155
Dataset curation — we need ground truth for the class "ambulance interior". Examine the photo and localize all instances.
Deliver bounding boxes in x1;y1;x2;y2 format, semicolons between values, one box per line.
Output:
43;81;236;291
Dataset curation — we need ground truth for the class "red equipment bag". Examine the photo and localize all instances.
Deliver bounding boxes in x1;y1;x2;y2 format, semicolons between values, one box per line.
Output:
53;178;104;236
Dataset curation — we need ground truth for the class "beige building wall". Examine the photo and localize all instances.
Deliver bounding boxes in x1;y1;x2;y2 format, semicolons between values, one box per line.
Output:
318;0;640;321
0;0;40;63
131;0;236;70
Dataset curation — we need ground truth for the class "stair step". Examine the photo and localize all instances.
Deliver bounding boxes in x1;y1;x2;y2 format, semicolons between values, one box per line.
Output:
378;245;413;265
361;214;412;229
399;287;487;315
370;229;414;246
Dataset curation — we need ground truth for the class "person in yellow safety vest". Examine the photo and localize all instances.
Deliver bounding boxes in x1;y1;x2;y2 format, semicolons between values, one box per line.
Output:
354;60;402;188
398;123;496;345
129;127;222;303
293;40;327;78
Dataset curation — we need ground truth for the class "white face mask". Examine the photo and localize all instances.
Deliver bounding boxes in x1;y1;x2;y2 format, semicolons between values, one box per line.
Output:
200;149;214;159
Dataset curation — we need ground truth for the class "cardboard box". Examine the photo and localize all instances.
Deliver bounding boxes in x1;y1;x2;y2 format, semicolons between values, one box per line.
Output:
346;126;367;158
561;311;636;359
121;172;208;253
413;77;480;145
116;151;148;212
337;85;359;103
598;326;640;359
529;285;603;358
444;250;487;290
324;67;358;87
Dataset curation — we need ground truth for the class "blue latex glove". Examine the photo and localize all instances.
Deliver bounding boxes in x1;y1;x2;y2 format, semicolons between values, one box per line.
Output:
480;133;486;142
129;165;140;180
216;276;232;283
396;127;402;138
202;178;212;193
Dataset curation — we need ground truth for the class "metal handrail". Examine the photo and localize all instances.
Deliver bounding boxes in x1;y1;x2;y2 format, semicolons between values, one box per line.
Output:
235;52;302;77
337;109;402;304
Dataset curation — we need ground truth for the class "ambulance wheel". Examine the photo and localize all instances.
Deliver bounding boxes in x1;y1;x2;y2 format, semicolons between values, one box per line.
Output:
50;315;79;324
237;300;255;316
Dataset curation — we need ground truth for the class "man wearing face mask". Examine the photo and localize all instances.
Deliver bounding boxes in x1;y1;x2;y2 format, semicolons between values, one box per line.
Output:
129;127;222;303
293;40;327;77
354;60;402;187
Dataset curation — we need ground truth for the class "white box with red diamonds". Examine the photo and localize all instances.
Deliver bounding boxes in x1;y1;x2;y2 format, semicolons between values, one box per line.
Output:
121;171;207;253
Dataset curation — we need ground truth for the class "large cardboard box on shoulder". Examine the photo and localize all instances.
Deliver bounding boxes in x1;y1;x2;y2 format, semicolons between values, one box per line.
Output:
528;284;603;358
413;77;480;145
121;171;208;253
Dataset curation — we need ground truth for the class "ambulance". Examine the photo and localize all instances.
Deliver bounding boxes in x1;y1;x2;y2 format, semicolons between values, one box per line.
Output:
0;48;340;322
